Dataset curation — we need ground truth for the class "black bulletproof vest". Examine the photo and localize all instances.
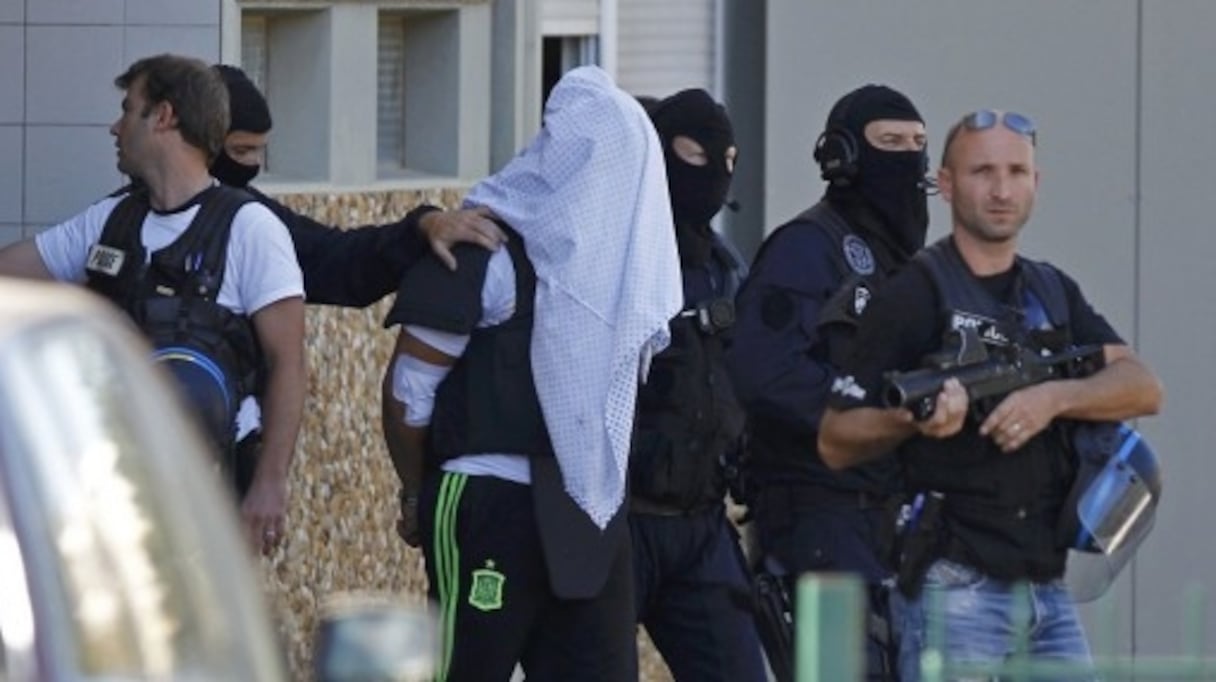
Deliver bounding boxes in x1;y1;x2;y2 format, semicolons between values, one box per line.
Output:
629;234;746;509
748;201;901;494
903;237;1077;581
85;186;261;457
428;236;555;463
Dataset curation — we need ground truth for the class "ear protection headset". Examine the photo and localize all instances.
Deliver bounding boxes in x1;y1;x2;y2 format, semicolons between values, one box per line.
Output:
813;90;862;186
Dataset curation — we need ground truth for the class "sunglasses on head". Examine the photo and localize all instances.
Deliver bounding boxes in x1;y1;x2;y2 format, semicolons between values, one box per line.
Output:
961;109;1037;144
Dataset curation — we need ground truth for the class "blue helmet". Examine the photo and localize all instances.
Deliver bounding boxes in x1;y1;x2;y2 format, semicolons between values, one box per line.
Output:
1064;423;1162;602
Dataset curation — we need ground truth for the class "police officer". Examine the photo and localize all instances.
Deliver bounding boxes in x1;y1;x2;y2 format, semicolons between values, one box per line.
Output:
724;84;930;679
206;65;505;499
627;89;767;682
0;54;306;556
818;109;1164;680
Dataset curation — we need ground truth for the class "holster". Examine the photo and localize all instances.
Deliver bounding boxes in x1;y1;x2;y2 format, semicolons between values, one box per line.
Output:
893;491;946;599
750;555;796;682
230;432;262;500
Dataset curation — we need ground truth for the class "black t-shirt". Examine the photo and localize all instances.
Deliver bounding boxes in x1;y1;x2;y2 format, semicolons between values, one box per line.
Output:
829;256;1123;411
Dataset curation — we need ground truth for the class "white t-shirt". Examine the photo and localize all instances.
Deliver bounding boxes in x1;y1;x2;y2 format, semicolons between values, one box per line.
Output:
36;192;303;315
36;191;304;438
392;247;531;484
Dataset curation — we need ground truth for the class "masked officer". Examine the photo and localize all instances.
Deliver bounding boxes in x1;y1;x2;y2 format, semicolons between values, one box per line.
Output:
627;89;767;682
724;84;930;679
204;65;506;499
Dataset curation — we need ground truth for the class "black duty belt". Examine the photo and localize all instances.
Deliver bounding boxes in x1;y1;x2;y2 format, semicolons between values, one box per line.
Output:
762;482;889;511
629;496;716;517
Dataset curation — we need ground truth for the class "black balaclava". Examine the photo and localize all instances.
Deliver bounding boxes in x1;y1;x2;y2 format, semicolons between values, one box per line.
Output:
821;84;928;260
210;64;272;187
647;89;736;266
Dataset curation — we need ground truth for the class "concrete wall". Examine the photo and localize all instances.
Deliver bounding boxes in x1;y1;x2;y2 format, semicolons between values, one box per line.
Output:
748;0;1216;657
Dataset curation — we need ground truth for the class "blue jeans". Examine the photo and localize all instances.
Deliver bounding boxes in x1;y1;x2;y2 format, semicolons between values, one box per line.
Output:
895;559;1094;682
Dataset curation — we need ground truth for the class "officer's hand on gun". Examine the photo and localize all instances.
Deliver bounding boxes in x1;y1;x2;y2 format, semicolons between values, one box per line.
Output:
907;378;968;440
978;384;1056;453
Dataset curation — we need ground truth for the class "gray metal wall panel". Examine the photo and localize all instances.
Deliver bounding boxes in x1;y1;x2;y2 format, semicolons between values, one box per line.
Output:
0;125;20;224
720;0;765;260
123;24;220;63
0;26;22;124
0;0;22;23
1136;0;1216;656
24;124;121;225
28;0;121;24
616;0;714;98
25;25;125;126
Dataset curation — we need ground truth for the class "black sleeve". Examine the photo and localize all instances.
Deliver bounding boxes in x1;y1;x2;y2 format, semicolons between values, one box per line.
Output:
829;263;943;410
1058;269;1124;346
722;222;845;433
247;186;435;308
383;244;493;333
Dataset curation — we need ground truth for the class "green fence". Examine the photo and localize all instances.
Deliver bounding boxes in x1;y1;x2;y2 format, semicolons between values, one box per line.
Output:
795;575;1216;681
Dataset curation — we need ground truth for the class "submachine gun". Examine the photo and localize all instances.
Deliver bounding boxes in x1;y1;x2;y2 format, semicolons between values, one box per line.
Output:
881;327;1106;420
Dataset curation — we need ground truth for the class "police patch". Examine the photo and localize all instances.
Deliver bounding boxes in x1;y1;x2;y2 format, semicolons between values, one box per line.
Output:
853;283;872;317
468;561;505;612
85;244;125;276
842;235;875;275
760;291;795;331
949;311;1009;346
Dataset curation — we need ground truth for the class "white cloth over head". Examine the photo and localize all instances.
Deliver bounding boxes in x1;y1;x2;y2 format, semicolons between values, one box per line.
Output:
463;65;682;529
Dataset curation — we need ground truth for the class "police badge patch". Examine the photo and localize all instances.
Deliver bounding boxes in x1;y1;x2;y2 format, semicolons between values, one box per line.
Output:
842;235;875;275
85;244;126;276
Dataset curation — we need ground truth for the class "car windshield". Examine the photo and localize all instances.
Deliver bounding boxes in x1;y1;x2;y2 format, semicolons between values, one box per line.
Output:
0;313;284;681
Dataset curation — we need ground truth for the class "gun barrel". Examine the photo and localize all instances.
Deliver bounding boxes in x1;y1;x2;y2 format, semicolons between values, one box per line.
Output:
881;361;1027;419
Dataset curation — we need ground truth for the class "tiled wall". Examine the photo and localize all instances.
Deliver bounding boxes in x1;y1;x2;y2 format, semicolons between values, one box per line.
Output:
0;0;220;245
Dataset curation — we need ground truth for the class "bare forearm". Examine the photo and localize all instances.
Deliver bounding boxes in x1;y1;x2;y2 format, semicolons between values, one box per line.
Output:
819;378;971;469
381;391;427;494
251;297;307;485
1046;353;1164;423
818;406;917;470
0;240;54;279
257;352;305;481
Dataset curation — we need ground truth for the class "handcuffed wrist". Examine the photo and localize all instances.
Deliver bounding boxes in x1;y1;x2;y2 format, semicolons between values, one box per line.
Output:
399;487;420;507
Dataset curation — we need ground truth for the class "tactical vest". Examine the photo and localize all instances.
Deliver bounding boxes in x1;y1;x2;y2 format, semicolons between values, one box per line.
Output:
426;235;555;462
903;237;1077;581
629;233;747;510
85;186;262;460
748;201;901;495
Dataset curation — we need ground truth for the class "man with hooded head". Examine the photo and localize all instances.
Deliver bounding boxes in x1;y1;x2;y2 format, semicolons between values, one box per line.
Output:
380;66;681;680
626;89;766;682
724;84;931;679
210;64;505;307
